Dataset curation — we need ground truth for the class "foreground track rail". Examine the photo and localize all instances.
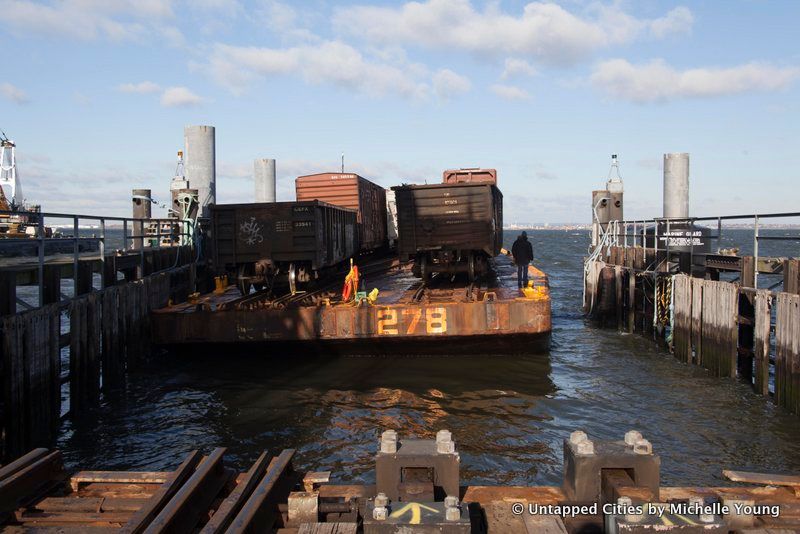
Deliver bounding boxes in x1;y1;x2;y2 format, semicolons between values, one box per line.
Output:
2;430;800;532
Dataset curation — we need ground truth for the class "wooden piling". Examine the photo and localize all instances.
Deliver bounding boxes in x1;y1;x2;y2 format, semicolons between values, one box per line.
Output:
627;270;635;333
672;275;692;363
101;287;124;389
784;259;800;295
690;277;704;366
741;256;755;289
1;305;61;458
615;266;623;331
775;293;800;414
70;294;101;413
700;280;739;378
753;289;771;397
0;271;16;316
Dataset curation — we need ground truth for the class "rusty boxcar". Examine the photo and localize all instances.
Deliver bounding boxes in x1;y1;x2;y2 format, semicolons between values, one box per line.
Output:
392;181;503;281
442;168;497;185
211;200;357;295
295;172;387;251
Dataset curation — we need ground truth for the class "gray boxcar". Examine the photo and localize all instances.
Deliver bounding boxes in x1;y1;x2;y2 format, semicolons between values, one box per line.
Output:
392;182;503;281
211;200;357;294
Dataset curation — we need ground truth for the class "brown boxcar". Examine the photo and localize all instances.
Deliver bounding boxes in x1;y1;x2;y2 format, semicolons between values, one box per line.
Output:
211;200;357;294
442;168;497;185
392;182;503;281
295;172;387;251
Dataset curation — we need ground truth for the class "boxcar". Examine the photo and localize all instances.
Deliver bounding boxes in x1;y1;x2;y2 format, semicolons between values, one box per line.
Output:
442;168;497;185
211;200;357;294
295;172;388;251
392;182;503;281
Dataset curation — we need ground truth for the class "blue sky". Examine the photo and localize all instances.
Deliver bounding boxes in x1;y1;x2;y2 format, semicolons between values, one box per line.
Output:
1;0;798;223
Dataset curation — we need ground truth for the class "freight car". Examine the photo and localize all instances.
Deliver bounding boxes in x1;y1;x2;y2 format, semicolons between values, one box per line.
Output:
392;178;503;282
295;172;387;251
211;200;357;295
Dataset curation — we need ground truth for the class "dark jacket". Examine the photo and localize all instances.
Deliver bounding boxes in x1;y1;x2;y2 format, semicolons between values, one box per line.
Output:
511;236;533;265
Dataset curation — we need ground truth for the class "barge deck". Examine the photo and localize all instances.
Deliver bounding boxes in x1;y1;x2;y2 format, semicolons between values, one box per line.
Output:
151;253;551;354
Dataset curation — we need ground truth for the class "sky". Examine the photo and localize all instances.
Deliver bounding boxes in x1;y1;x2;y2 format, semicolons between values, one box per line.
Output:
1;0;798;223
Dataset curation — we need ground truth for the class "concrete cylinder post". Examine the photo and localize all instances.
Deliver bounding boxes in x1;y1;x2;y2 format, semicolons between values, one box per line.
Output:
663;153;689;219
131;189;151;251
184;125;216;217
254;158;276;202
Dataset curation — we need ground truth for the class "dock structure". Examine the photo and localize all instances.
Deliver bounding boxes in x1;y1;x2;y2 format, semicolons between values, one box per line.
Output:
151;253;551;354
584;216;800;416
0;208;201;461
1;429;799;532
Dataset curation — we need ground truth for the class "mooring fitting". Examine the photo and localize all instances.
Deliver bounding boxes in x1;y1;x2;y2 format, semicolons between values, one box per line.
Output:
576;439;595;455
444;495;459;508
633;438;652;455
374;492;389;508
618;496;643;523
446;506;461;521
624;430;642;446
569;430;588;445
373;506;388;521
380;430;398;454
437;429;455;454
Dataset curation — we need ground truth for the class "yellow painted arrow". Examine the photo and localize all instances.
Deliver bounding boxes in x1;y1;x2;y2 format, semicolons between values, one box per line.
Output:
390;502;440;524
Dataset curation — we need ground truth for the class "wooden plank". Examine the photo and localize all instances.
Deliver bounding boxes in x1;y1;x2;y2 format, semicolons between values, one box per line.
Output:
35;496;148;512
723;470;800;487
15;510;133;524
227;449;296;534
120;450;201;534
627;269;635;333
754;289;772;396
143;448;230;534
522;514;569;534
70;471;170;491
741;256;756;288
200;451;271;534
298;523;358;534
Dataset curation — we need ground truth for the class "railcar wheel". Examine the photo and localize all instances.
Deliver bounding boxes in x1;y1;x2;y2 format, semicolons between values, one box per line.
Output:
419;255;430;282
288;262;297;295
467;253;476;282
237;264;253;295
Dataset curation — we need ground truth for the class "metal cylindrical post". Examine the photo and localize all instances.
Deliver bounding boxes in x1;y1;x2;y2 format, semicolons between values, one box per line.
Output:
663;153;689;219
132;189;151;251
184;125;216;217
254;158;276;202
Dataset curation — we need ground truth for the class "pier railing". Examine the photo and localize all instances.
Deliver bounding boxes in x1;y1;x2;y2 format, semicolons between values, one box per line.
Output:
0;208;197;309
594;210;800;289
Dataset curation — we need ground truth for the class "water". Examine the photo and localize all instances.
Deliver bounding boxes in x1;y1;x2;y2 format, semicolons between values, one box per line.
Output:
56;229;800;486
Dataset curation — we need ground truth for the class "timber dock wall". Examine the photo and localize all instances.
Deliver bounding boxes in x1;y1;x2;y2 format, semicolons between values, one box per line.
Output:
0;246;197;461
586;246;800;416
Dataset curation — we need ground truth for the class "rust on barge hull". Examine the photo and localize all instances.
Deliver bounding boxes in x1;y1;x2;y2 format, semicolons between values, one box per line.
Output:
151;254;551;350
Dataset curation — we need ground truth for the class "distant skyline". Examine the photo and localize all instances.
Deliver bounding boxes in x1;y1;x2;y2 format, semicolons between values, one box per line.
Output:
1;0;798;222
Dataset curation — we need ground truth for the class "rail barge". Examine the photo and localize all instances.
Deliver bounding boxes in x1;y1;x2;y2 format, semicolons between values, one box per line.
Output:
151;253;550;354
2;430;799;532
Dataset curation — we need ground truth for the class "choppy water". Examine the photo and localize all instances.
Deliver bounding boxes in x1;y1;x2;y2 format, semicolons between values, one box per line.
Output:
57;229;800;486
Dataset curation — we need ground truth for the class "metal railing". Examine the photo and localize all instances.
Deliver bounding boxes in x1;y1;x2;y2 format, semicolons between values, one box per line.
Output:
1;209;196;307
594;211;800;289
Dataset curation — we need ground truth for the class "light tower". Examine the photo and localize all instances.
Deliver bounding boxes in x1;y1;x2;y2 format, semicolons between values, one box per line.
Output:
0;132;23;208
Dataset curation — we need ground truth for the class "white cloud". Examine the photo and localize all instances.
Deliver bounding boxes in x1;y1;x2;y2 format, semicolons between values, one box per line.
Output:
433;69;471;100
207;40;432;99
333;1;694;66
591;59;800;103
490;84;530;101
502;58;537;79
0;0;178;42
0;82;29;104
118;81;162;94
160;86;205;107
